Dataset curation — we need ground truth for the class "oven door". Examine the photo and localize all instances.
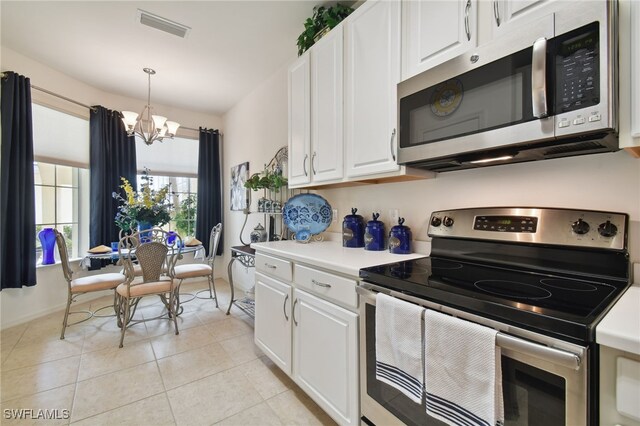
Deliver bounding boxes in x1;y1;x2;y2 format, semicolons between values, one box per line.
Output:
357;283;590;426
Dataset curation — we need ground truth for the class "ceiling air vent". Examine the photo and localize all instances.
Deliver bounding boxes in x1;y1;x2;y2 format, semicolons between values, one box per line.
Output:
137;9;191;39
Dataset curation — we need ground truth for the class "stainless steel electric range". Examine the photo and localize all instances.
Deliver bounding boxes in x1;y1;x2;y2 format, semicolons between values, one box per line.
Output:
358;207;631;426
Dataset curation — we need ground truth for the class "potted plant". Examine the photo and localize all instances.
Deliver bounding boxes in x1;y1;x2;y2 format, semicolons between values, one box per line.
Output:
244;168;288;192
297;3;354;56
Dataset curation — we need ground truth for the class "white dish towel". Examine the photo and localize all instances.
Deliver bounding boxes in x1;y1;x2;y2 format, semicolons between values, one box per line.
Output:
424;309;504;426
375;293;425;403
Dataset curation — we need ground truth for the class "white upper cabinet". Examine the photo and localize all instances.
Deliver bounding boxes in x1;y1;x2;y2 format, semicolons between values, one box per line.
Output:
311;25;344;184
402;0;478;81
288;53;311;187
491;0;555;38
345;0;401;178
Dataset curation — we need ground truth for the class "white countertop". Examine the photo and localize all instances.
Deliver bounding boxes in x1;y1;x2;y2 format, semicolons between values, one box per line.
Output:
251;240;427;277
596;283;640;355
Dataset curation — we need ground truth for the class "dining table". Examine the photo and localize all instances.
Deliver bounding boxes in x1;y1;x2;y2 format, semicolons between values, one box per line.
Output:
80;244;205;270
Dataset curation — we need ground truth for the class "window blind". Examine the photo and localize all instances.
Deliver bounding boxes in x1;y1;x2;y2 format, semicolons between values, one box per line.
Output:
32;103;90;167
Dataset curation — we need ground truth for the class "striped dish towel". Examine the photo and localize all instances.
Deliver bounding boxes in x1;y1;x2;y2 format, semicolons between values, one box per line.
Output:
424;309;504;426
375;293;425;403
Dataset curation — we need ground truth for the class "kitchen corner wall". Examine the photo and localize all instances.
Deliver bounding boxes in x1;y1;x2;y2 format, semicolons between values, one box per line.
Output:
221;61;291;292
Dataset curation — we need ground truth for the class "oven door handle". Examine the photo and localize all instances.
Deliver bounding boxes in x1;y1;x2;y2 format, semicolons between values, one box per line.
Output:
356;284;582;370
496;333;580;370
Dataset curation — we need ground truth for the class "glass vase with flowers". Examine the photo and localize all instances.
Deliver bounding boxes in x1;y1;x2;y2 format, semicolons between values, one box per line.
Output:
112;169;172;240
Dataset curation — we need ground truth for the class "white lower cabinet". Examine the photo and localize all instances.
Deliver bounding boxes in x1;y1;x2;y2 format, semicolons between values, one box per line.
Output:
254;257;360;426
293;289;358;426
254;272;292;374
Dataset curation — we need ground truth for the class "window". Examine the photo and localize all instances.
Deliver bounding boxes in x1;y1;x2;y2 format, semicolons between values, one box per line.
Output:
137;174;198;237
34;162;82;263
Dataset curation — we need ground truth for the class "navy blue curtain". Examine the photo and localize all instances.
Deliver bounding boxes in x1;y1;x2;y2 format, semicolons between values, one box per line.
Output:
195;128;223;256
0;72;36;290
89;106;137;248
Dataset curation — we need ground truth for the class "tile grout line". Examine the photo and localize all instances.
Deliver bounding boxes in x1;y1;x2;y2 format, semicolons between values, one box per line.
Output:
68;360;166;424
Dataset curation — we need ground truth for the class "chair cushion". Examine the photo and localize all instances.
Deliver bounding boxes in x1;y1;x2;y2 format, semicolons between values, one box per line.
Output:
174;263;212;279
116;278;176;297
71;273;126;293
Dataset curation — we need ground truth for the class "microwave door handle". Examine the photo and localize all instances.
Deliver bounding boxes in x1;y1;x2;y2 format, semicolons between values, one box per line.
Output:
531;37;548;118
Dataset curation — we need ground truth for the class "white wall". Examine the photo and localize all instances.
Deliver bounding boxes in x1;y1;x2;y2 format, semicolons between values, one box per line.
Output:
0;48;224;329
221;62;290;292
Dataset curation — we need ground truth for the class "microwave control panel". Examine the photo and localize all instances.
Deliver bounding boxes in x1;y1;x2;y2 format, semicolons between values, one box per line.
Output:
554;22;600;114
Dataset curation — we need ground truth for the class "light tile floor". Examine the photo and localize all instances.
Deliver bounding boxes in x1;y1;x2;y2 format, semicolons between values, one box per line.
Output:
0;279;337;425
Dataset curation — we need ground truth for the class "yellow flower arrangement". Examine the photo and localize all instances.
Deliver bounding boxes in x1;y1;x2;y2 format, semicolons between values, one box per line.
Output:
113;169;172;231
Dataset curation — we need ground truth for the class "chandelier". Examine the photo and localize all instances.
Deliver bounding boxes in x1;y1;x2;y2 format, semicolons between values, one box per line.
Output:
121;68;180;145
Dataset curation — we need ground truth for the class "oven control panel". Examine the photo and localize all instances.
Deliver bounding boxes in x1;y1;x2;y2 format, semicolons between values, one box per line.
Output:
428;207;627;251
472;215;539;233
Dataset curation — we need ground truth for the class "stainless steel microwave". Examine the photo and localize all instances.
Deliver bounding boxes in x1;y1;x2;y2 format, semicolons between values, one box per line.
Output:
397;1;618;172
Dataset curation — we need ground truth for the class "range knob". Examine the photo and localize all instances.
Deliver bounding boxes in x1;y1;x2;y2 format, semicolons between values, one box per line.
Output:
431;216;442;227
571;218;590;235
442;216;454;227
598;220;618;238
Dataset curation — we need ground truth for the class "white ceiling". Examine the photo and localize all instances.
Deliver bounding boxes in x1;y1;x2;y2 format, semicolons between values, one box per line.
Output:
1;1;320;116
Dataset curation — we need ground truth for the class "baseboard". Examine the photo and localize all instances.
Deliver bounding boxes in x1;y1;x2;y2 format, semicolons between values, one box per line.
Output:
0;292;109;330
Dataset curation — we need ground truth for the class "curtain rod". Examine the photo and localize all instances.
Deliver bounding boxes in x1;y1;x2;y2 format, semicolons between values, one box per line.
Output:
2;71;212;134
33;84;98;112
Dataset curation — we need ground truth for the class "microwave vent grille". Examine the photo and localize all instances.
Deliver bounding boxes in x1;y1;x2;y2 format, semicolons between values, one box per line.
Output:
543;141;610;158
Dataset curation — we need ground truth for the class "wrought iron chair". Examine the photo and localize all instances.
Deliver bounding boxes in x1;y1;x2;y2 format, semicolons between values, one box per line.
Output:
54;229;126;340
173;223;222;310
116;228;182;348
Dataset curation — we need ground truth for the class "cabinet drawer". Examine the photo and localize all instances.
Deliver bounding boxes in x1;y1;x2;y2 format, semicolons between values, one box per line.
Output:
295;264;358;309
255;253;292;282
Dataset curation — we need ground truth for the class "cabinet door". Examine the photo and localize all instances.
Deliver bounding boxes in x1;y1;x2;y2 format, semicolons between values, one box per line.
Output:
293;289;359;426
254;272;292;375
345;0;401;178
311;25;344;183
492;0;554;38
402;0;477;80
288;54;311;187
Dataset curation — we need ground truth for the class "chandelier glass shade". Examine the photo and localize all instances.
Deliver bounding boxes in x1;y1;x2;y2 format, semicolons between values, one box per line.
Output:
121;68;180;145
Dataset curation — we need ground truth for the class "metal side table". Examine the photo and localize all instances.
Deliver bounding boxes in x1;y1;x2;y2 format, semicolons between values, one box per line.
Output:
226;245;256;317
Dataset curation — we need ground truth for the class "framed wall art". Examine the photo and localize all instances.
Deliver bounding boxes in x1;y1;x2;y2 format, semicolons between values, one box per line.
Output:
230;161;249;211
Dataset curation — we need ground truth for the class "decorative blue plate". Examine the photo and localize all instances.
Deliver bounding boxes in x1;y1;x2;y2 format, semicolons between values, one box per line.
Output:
283;193;332;241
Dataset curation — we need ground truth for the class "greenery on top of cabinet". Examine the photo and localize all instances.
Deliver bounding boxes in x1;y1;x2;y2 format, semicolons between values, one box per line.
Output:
297;3;354;56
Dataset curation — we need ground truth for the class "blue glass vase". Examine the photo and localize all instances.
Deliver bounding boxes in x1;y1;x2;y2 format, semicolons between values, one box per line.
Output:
137;221;153;243
167;231;177;245
38;228;56;265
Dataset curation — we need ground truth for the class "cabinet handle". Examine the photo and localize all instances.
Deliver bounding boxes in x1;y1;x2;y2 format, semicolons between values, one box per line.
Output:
283;294;289;321
464;0;471;41
312;279;332;288
311;152;317;175
390;128;397;161
493;0;501;27
264;263;277;269
292;298;298;326
303;154;308;176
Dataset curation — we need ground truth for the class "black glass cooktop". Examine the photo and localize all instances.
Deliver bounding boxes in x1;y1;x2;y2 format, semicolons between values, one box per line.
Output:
360;256;628;343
